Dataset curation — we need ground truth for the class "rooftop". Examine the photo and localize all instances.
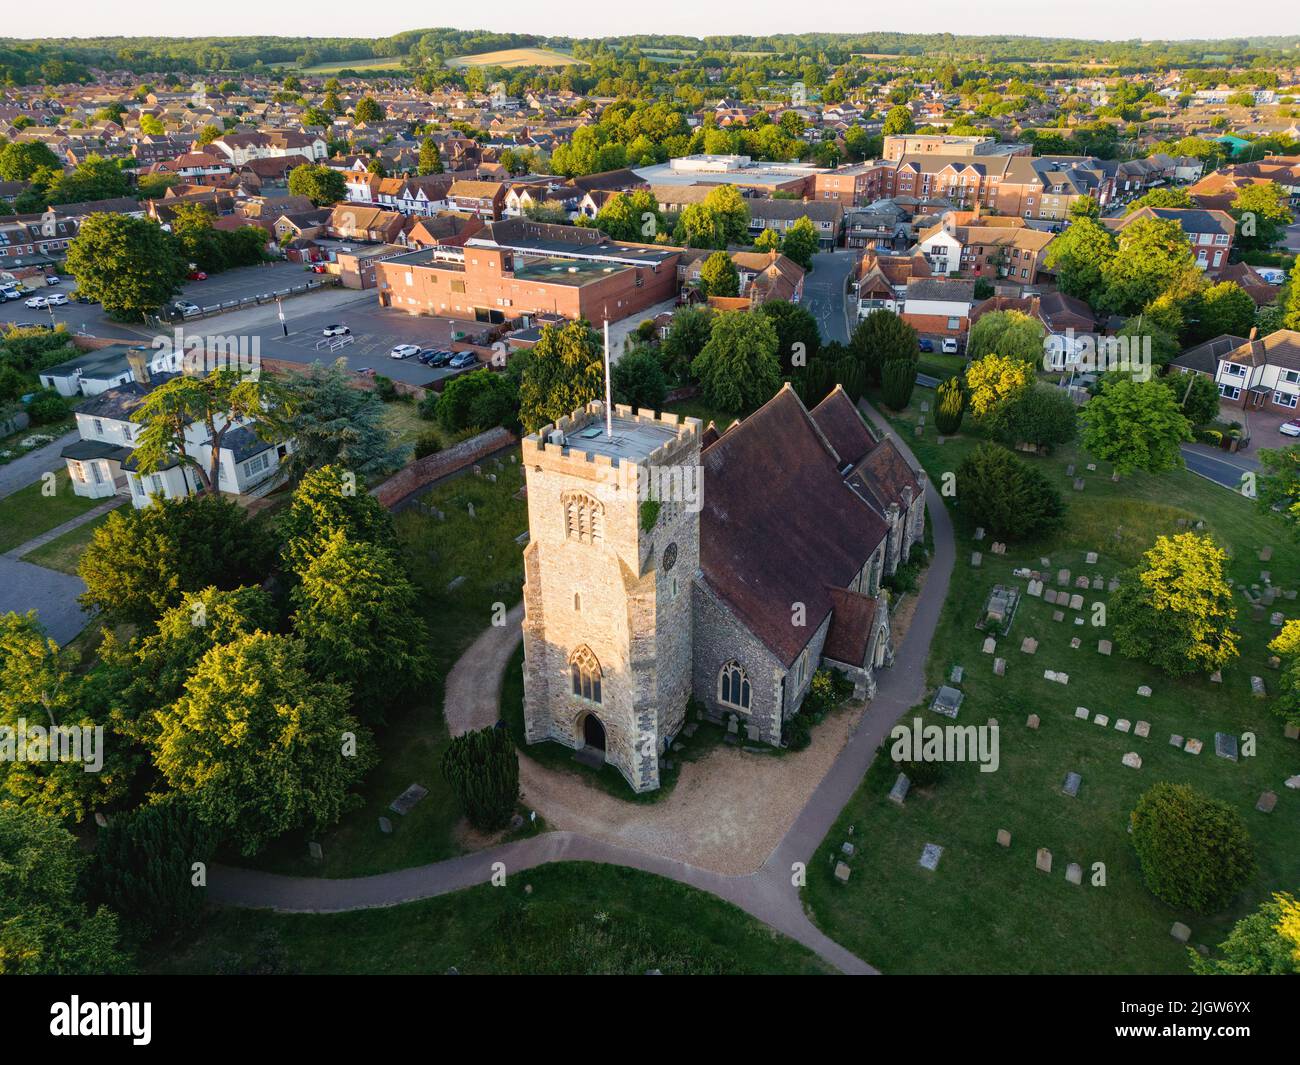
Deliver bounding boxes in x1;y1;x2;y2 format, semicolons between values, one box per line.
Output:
554;410;684;462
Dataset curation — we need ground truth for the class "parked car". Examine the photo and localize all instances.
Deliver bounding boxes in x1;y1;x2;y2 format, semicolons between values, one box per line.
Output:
24;295;47;309
1281;418;1300;438
941;338;959;354
45;274;61;286
356;367;375;377
46;293;68;306
0;286;21;301
918;338;935;353
448;351;479;369
74;292;96;304
421;349;454;366
321;324;350;337
187;270;208;281
389;344;421;360
309;263;329;274
174;300;201;316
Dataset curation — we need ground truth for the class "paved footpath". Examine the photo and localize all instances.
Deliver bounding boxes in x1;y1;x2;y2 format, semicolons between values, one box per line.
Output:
210;400;955;975
0;431;77;500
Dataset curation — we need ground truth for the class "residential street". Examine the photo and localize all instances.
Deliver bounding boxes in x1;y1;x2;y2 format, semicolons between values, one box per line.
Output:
803;249;857;345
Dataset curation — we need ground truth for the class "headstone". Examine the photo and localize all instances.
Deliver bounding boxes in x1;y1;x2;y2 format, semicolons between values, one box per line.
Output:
1256;791;1277;813
1044;669;1058;682
1073;478;1085;491
1285;723;1300;740
1065;464;1075;477
1085;551;1098;564
447;575;468;592
1027;579;1044;597
1091;577;1103;591
1056;672;1070;686
932;686;964;717
1107;578;1120;593
888;774;910;805
1036;847;1053;873
841;841;856;857
1214;732;1238;762
390;783;429;815
1086;463;1096;472
1251;676;1267;698
994;657;1006;676
1260;546;1273;561
1210;671;1222;684
1170;922;1192;944
1052;610;1065;622
1026;713;1040;730
982;637;996;654
950;665;965;683
1134;721;1150;738
1094;714;1109;727
1020;637;1038;654
308;841;323;862
1044;588;1058;604
466;502;475;518
1184;738;1203;755
1271;612;1286;626
1122;751;1142;769
1115;718;1131;733
919;843;944;871
1061;771;1081;797
974;526;985;541
1097;639;1112;656
1068;594;1084;610
1075;706;1090;720
378;816;393;834
1287;776;1300;790
971;551;982;567
834;861;852;882
1137;685;1152;697
1070;637;1081;649
1076;575;1090;589
1065;862;1083;885
997;829;1012;848
1169;733;1184;748
1057;569;1070;586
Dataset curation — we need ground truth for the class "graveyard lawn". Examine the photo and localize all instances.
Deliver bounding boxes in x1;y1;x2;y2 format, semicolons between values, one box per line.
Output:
230;454;530;879
153;862;833;975
803;393;1300;974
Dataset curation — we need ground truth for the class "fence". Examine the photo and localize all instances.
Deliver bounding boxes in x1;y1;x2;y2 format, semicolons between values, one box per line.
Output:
150;277;342;327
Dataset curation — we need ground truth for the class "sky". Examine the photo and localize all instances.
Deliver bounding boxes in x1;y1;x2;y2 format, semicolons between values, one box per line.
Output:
4;3;1295;44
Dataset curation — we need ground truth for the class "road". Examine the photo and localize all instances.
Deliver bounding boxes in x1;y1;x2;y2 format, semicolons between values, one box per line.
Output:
803;250;857;345
1180;442;1258;491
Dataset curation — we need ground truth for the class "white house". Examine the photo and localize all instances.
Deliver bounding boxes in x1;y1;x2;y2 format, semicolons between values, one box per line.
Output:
39;343;182;398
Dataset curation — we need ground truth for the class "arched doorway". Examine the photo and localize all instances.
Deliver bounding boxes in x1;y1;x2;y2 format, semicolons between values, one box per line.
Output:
582;713;606;751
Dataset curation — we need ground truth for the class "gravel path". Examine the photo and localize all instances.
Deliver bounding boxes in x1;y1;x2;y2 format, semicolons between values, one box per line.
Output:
209;399;955;976
444;601;525;736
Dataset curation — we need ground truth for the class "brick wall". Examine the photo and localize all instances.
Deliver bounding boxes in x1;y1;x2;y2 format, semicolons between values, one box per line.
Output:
370;425;517;509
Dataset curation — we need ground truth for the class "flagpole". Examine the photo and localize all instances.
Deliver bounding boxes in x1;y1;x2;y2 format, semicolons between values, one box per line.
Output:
603;317;613;439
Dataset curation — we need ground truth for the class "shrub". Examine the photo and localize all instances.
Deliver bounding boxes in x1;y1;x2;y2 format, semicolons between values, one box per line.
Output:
25;387;67;424
881;357;917;411
783;713;812;751
1131;783;1255;914
442;726;520;831
373;375;399;403
414;431;442;459
934;376;965;434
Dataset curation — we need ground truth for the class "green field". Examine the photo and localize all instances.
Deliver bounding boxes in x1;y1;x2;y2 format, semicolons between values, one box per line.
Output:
154;863;832;975
804;391;1300;974
0;468;102;554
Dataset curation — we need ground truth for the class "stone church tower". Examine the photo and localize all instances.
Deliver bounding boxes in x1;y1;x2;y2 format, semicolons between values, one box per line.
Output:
521;401;702;793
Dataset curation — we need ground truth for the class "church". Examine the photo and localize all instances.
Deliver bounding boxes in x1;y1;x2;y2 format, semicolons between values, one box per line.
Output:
520;382;927;792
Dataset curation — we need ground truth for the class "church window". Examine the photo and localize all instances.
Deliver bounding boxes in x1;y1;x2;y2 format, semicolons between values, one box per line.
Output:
718;660;751;711
570;645;602;704
562;491;604;545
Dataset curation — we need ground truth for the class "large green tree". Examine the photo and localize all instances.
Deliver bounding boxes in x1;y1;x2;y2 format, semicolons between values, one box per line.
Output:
1230;182;1293;251
64;213;187;320
517;320;605;434
759;300;821;375
955;443;1065;541
1111;532;1239;676
850;309;917;384
281;358;409;479
1100;217;1195;317
967;309;1046;364
1079;377;1191;474
287;163;346;206
152;633;374;856
1043;217;1116;303
278;463;396;579
1191;893;1300;975
779;216;820;271
698;251;740;298
691;310;782;414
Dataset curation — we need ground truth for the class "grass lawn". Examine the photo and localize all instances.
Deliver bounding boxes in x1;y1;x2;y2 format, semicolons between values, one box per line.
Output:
804;388;1300;974
233;453;531;879
151;863;831;975
0;468;102;553
21;509;114;574
379;398;429;451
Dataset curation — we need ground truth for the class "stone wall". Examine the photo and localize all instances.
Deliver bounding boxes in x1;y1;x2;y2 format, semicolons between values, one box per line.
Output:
370;426;517;509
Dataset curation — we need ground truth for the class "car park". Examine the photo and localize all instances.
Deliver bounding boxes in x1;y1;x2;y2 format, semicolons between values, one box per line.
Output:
448;351;479;369
389;344;421;360
322;324;351;337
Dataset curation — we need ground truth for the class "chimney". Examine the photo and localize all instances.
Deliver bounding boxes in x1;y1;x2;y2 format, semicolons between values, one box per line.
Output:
125;348;151;385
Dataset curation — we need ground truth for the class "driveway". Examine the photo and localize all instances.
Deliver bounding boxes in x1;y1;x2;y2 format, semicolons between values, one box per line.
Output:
0;556;90;644
803;250;858;345
0;430;77;500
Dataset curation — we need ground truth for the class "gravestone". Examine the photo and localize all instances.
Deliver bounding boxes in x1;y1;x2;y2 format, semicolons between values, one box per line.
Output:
1027;579;1044;597
983;637;996;654
1085;551;1098;564
1052;610;1065;622
950;665;965;684
834;862;852;882
1075;706;1090;720
447;576;468;592
1271;612;1286;626
467;502;475;518
1091;577;1103;591
1115;718;1131;733
1214;732;1238;762
1044;669;1058;682
1036;847;1053;873
1073;478;1085;491
971;551;983;567
1065;464;1075;477
841;841;856;857
1065;863;1083;885
932;686;964;718
1256;791;1277;813
1210;671;1222;684
1044;589;1058;605
889;774;911;805
1251;676;1267;698
1108;578;1120;593
308;841;323;863
1134;721;1150;739
1288;776;1300;790
1020;637;1038;654
997;829;1011;847
1122;752;1142;769
1260;546;1273;561
994;657;1006;676
1285;723;1300;740
1137;686;1152;697
390;783;429;816
918;843;944;871
1169;734;1185;748
1068;594;1084;610
1076;575;1091;589
1070;637;1081;649
1057;569;1070;586
1056;672;1069;685
1184;738;1203;755
1094;714;1109;727
378;816;393;834
974;526;986;541
1026;713;1040;730
1170;922;1192;944
1061;771;1081;797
